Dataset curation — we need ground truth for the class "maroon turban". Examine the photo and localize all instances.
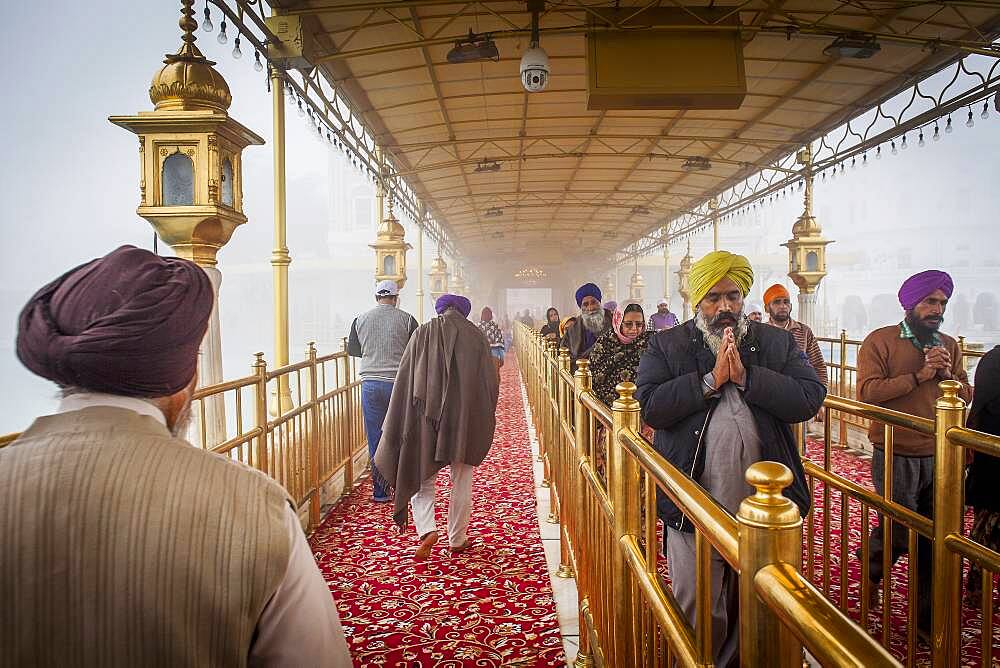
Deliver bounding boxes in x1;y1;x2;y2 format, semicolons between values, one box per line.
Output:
435;294;471;317
16;245;214;397
898;270;954;310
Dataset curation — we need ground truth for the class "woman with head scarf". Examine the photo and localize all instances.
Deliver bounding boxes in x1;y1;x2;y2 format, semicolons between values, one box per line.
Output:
587;303;651;407
965;345;1000;607
539;307;561;341
478;307;506;372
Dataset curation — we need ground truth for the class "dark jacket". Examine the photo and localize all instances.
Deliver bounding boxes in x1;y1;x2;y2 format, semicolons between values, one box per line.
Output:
635;319;825;532
966;346;1000;512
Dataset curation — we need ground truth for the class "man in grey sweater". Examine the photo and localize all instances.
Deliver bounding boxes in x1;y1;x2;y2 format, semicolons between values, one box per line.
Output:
348;280;419;502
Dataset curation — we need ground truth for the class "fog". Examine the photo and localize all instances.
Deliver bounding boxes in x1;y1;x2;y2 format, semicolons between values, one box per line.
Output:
1;1;998;432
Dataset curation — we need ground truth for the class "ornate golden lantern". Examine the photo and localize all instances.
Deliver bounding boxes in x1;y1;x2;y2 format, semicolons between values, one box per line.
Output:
429;255;449;302
782;146;833;327
370;199;411;288
109;0;263;267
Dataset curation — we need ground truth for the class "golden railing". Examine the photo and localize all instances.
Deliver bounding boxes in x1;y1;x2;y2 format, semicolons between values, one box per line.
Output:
2;340;367;534
517;324;900;667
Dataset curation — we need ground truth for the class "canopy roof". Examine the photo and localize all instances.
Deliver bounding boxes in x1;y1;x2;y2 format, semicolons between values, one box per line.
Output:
273;0;1000;268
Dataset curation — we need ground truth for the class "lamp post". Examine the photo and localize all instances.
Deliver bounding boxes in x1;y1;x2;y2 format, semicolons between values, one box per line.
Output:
676;240;693;320
429;253;449;303
110;0;263;444
782;145;833;328
370;197;410;289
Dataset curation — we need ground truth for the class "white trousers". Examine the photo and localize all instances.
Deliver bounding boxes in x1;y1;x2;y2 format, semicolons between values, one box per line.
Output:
410;463;475;548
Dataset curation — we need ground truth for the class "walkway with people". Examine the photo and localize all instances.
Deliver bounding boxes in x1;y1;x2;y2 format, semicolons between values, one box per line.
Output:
307;348;998;667
309;355;567;667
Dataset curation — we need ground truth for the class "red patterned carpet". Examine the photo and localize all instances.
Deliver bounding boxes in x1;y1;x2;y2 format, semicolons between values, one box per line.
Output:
801;439;999;666
309;355;565;667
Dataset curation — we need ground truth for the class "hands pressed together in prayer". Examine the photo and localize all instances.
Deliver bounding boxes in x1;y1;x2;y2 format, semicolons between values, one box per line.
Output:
711;326;746;389
917;345;952;382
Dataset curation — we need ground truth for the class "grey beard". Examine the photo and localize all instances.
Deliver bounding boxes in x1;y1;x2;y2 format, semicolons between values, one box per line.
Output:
581;309;606;334
695;310;747;356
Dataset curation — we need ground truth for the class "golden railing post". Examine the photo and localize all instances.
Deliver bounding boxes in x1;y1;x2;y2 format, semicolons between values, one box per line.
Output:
737;461;803;668
307;342;321;532
341;337;355;494
253;352;269;475
610;381;642;665
545;340;558;507
838;329;849;447
573;359;594;668
556;346;574;579
932;379;966;664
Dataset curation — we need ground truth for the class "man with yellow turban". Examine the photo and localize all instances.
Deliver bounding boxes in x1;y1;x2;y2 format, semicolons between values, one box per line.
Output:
636;250;825;667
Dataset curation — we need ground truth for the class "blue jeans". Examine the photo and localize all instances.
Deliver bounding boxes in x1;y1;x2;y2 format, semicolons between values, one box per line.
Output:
361;379;394;500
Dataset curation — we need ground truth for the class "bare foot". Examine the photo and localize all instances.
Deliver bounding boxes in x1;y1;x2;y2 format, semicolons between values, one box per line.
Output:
415;532;438;561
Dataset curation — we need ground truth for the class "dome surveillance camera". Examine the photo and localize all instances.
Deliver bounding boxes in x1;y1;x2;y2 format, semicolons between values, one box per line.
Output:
520;46;549;93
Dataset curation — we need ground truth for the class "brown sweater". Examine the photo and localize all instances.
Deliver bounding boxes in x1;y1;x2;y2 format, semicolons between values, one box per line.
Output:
858;324;971;456
0;407;292;667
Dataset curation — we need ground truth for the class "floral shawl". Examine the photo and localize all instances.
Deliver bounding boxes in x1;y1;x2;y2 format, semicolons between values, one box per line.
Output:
587;327;651;406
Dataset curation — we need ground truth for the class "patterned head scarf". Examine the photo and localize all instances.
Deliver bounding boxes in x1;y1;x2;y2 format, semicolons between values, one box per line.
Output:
612;303;645;345
688;250;754;308
16;245;213;397
480;307;493;322
575;283;602;307
435;294;472;317
898;270;954;310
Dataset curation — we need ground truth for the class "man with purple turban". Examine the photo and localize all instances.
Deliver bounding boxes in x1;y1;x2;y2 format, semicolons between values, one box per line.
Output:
374;294;500;561
563;282;613;367
857;269;971;643
1;246;351;666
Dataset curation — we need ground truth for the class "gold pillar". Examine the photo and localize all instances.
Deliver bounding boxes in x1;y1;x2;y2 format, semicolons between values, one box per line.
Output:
416;223;425;322
676;240;693;320
710;197;719;251
662;236;670;302
783;145;833;329
932;380;966;663
271;66;292;413
737;462;803;667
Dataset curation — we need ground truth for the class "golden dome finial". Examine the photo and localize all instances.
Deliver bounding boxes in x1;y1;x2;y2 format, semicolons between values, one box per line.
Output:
150;0;232;113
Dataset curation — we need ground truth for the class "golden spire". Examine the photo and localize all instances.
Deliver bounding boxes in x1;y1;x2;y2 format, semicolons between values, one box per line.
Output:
149;0;232;112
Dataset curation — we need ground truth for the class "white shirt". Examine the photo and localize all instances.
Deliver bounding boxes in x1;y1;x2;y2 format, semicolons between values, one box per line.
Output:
56;393;353;667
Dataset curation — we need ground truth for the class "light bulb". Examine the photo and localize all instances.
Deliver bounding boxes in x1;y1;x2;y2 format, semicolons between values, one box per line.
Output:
981;103;989;120
297;100;305;117
232;37;242;59
254;51;263;72
851;157;856;169
890;141;897;155
900;134;907;149
876;145;882;159
202;6;214;32
862;152;867;165
966;110;974;127
933;124;940;141
217;20;228;44
918;132;925;147
946;116;953;133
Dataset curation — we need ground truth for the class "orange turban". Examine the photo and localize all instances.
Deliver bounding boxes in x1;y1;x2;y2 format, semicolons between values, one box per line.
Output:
763;284;790;307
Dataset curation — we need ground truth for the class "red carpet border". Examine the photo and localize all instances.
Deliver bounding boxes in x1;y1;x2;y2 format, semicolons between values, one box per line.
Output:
801;440;998;666
309;355;565;667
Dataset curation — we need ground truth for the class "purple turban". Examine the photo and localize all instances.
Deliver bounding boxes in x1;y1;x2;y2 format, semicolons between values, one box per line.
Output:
575;283;602;307
898;270;954;310
435;294;472;317
603;300;618;312
16;245;214;397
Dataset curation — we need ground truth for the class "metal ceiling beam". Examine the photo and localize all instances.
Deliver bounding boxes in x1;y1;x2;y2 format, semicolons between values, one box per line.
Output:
383;132;792;151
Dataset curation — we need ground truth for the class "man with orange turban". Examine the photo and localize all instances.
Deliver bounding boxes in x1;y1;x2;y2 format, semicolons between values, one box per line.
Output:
763;283;827;388
636;250;824;666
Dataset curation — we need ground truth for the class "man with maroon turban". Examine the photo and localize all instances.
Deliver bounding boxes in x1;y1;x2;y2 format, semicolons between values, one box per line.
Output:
856;269;971;643
1;246;350;666
374;294;500;561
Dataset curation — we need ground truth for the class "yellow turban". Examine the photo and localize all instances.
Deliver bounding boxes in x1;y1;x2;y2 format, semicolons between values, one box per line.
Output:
688;251;754;308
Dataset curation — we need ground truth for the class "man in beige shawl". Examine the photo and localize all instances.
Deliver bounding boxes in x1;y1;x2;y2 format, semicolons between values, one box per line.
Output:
374;294;501;560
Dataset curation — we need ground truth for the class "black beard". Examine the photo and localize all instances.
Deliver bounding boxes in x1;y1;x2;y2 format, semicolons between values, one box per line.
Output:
905;311;942;344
